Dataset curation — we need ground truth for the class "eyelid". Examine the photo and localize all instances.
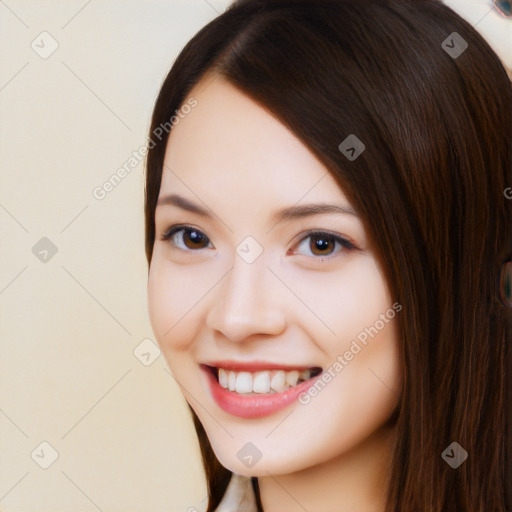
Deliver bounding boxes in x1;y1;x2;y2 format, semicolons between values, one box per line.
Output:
160;224;357;258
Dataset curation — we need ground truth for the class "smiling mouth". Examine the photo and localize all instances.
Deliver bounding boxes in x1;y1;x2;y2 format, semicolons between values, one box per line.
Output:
205;365;323;395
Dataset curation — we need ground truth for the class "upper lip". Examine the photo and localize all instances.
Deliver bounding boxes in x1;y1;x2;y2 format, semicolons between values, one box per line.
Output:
201;360;321;372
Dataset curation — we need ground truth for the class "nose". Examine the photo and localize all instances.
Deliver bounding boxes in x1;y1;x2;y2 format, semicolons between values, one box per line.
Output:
206;256;287;343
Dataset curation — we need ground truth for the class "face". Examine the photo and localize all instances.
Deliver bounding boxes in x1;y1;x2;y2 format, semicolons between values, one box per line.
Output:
147;74;401;476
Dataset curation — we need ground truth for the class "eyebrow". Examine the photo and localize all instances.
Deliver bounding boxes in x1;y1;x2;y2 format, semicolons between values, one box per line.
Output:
156;193;357;224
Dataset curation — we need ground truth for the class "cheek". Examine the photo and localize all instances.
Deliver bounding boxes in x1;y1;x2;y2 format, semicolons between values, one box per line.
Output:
297;255;401;437
289;322;400;470
315;317;400;417
351;317;402;404
147;253;202;352
290;254;394;348
147;257;171;340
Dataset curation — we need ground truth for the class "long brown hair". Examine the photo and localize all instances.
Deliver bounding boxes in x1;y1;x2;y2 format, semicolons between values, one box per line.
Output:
144;1;512;510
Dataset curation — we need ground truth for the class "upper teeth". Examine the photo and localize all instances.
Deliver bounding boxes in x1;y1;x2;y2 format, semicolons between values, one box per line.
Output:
217;368;315;394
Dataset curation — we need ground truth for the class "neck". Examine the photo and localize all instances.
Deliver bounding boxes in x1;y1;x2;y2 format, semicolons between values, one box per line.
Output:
257;424;395;512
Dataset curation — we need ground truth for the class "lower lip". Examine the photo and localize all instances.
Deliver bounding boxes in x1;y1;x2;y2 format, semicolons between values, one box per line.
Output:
201;365;323;419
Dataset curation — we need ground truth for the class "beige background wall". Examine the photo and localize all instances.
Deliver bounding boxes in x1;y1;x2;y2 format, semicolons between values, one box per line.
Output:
0;1;509;511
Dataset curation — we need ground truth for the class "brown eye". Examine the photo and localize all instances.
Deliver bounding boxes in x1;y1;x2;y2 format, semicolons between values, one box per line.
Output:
162;226;213;251
308;234;337;256
293;231;355;259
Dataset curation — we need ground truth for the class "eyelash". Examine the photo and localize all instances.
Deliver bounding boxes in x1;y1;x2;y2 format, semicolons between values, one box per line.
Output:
160;225;357;261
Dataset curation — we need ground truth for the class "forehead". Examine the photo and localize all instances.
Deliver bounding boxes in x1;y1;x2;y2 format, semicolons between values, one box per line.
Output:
161;74;348;209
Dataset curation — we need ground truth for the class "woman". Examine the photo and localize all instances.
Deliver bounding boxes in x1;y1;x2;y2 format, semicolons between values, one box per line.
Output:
144;1;512;510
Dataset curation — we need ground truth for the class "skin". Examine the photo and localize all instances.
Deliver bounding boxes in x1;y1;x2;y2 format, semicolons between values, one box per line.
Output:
147;73;402;512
